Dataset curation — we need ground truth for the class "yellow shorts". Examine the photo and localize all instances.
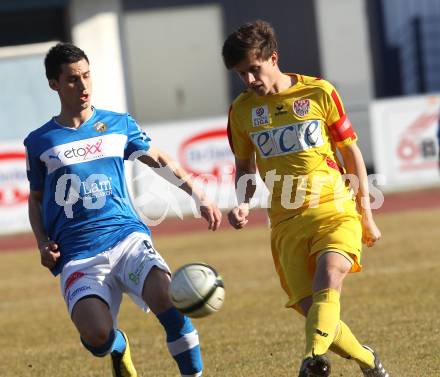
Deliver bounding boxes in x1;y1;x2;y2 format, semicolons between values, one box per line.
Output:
270;198;362;310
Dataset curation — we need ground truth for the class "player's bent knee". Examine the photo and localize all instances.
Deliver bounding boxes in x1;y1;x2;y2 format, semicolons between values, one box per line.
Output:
318;268;348;291
315;252;352;290
328;264;350;279
83;327;112;346
81;328;116;357
314;266;350;292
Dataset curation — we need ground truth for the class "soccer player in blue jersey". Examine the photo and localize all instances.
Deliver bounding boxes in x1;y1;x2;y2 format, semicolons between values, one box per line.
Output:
24;43;222;377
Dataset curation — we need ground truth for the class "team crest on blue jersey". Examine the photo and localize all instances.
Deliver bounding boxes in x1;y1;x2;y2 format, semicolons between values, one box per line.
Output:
293;99;310;117
252;105;270;127
94;121;107;132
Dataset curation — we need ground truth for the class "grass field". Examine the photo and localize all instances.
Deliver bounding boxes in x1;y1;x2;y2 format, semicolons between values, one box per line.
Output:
1;208;439;376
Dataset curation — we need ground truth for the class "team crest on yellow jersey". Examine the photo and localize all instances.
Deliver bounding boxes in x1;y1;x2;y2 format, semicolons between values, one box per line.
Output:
252;105;270;127
293;99;310;117
94;121;107;132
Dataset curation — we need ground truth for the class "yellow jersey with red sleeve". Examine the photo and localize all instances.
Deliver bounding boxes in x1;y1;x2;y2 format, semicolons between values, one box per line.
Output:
227;74;358;226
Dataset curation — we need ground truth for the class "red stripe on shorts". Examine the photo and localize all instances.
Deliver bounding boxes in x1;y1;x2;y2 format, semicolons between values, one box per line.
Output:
64;271;85;294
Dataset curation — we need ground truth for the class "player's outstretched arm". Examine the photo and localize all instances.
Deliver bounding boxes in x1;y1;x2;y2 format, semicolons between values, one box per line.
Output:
228;156;257;230
137;146;222;231
338;142;381;247
28;190;60;269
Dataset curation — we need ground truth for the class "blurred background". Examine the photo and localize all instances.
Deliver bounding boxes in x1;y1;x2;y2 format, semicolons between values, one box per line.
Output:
0;0;439;235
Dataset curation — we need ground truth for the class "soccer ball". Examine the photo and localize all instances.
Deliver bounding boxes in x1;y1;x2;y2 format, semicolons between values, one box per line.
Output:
169;263;225;318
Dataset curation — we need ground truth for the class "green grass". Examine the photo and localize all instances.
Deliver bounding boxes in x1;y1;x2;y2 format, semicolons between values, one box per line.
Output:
1;209;439;376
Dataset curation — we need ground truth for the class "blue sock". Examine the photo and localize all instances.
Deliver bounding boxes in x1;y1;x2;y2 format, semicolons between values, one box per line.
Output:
157;307;203;376
111;329;127;354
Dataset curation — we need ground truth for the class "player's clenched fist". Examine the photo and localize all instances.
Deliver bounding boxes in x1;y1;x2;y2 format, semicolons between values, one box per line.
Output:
361;214;381;247
228;203;250;229
38;241;60;270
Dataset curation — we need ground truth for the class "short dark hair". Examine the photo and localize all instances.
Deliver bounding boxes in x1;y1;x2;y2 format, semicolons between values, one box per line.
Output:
222;20;278;70
44;43;89;80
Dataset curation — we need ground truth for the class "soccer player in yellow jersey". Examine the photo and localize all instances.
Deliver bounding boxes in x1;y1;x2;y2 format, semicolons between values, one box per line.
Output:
222;20;390;377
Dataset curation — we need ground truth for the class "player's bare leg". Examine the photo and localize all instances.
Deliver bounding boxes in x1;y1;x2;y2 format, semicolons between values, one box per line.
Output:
71;297;137;376
72;297;114;348
142;266;173;314
312;251;351;293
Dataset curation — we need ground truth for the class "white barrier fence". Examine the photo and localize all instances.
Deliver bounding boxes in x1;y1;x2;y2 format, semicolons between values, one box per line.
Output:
0;142;31;235
370;94;440;190
3;100;439;236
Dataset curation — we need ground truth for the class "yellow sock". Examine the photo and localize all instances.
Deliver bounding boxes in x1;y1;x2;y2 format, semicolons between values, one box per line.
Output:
330;320;375;368
305;288;340;357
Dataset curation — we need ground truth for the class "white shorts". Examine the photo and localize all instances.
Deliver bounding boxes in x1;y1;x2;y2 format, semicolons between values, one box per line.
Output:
60;232;170;324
